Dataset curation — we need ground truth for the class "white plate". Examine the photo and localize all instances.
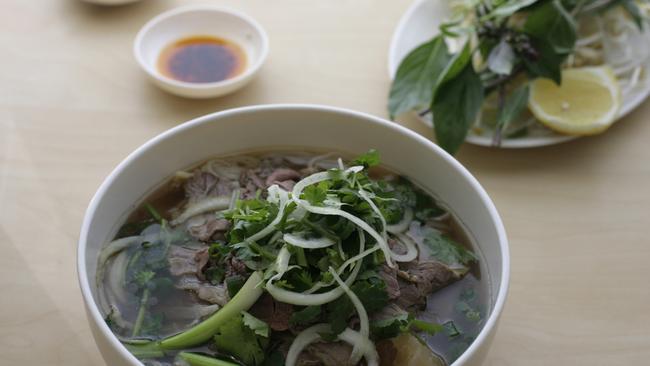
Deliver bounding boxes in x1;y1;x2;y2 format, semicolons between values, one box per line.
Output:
388;0;650;148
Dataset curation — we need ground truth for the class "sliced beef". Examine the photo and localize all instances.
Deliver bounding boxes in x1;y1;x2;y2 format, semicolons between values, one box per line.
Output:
240;169;266;199
241;169;265;189
395;260;459;310
185;170;237;202
186;215;231;241
194;249;210;281
185;171;219;202
224;255;248;277
265;168;301;186
176;275;229;306
167;246;209;277
249;293;293;331
276;180;296;191
379;265;400;299
297;341;354;366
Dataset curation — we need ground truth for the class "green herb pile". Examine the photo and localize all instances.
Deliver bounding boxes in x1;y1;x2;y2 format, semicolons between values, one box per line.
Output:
388;0;648;153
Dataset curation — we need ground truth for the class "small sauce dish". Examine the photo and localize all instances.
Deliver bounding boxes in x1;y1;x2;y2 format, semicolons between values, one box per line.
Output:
134;6;269;98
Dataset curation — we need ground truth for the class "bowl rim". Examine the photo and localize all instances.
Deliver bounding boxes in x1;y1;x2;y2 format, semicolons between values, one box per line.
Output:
77;104;510;366
133;5;270;90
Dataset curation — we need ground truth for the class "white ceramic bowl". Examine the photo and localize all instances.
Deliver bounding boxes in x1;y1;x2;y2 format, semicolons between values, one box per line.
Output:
134;6;269;98
77;104;509;366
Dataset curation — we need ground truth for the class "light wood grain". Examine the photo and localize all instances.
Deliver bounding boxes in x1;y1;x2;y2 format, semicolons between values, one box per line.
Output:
1;0;649;365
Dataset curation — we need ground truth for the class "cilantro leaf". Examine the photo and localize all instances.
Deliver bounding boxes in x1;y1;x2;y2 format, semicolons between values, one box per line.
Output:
303;181;329;206
371;313;442;340
370;313;410;340
326;294;355;335
214;313;269;366
352;149;381;168
242;311;270;338
134;270;155;287
325;278;389;334
290;306;322;326
420;225;476;266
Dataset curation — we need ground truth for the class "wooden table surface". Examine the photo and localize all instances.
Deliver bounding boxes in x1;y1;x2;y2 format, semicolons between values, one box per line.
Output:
2;0;649;365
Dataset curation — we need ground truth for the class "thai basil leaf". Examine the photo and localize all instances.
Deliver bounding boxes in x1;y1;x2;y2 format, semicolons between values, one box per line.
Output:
522;36;564;84
435;42;472;91
431;62;484;154
388;36;451;119
524;0;576;54
487;39;516;75
497;83;530;130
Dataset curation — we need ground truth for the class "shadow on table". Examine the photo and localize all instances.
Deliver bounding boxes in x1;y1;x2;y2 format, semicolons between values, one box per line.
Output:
0;228;99;364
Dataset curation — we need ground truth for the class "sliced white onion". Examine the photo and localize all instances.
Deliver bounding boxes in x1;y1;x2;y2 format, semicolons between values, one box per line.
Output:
273;245;291;280
107;250;130;304
338;328;379;366
171;196;231;225
267;231;363;305
358;189;387;239
391;233;419;263
329;267;369;364
283;233;336;249
386;207;414;234
296;203;395;267
285;325;378;366
303;229;367;295
290;167;395;267
266;255;362;305
96;235;141;295
285;323;331;366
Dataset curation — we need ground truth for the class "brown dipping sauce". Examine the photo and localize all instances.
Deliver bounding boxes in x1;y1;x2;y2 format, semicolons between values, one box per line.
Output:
157;36;247;83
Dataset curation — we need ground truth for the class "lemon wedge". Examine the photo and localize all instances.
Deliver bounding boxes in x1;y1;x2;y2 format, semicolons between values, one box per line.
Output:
528;66;621;135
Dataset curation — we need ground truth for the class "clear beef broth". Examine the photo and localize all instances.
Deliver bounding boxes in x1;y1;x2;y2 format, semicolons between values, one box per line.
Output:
102;150;489;366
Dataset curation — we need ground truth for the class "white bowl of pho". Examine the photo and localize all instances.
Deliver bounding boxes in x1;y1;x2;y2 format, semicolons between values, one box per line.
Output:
77;104;509;366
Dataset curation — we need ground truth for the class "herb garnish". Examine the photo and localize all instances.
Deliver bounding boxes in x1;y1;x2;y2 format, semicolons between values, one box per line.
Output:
389;0;647;153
